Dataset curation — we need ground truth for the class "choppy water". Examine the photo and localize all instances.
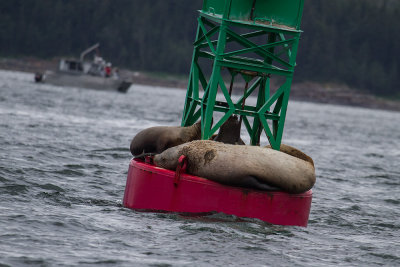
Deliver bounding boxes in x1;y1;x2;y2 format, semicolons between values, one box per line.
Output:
0;70;399;266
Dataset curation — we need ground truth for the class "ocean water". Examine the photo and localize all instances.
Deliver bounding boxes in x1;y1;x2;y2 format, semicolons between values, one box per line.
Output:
0;70;399;266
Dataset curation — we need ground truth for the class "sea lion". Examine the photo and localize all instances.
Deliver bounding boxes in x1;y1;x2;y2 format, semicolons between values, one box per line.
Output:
213;115;245;145
265;144;314;167
153;140;316;193
130;121;201;157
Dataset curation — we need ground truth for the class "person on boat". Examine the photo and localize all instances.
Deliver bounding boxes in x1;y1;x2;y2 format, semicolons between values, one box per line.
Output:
105;62;112;77
112;67;119;79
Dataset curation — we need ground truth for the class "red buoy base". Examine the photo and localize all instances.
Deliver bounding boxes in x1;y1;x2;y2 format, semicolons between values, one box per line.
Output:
123;158;312;227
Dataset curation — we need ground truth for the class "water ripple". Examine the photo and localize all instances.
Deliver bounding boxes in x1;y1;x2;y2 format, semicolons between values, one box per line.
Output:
0;184;29;195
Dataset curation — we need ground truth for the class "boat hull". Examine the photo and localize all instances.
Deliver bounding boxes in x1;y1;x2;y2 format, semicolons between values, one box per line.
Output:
123;158;312;226
43;71;131;92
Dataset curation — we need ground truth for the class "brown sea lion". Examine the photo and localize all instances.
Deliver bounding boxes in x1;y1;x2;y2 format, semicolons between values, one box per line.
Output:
213;115;245;145
153;140;316;193
265;144;314;167
130;121;201;158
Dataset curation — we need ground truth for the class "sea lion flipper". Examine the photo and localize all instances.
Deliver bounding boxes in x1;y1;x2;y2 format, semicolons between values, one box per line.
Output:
241;175;281;191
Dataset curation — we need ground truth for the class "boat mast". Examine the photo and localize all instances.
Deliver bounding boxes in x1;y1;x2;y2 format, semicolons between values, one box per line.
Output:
80;43;100;62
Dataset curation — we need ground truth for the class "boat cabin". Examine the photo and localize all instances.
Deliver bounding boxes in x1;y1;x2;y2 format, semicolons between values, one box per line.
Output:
59;59;84;73
58;58;102;76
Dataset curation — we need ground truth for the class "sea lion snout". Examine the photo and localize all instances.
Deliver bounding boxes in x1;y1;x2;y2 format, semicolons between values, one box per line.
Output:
153;146;182;170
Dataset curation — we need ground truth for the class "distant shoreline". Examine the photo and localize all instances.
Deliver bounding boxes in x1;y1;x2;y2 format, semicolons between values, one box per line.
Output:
1;57;399;112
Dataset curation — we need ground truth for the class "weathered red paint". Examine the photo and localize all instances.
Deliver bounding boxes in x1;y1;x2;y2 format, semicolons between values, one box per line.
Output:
123;158;312;227
173;155;187;186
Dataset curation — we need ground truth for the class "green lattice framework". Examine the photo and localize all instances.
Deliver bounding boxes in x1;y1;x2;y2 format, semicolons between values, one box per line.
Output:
181;0;304;150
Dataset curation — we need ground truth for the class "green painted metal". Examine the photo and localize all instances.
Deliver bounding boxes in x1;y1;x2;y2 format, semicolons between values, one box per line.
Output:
202;0;303;29
182;0;304;150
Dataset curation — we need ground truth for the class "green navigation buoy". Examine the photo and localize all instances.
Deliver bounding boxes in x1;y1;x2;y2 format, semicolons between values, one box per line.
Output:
181;0;304;150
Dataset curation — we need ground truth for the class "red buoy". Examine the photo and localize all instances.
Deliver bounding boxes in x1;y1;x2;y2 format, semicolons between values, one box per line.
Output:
123;157;312;227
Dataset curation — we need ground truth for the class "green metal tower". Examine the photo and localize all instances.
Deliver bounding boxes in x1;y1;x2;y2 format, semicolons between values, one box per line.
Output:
181;0;305;150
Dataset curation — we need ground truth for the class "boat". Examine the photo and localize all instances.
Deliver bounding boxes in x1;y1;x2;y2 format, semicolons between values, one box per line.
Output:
35;43;132;93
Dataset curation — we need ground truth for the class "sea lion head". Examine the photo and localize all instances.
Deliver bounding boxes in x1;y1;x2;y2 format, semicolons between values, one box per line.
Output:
153;144;183;170
213;115;244;145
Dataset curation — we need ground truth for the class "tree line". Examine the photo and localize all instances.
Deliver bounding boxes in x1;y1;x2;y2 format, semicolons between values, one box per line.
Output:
0;0;399;96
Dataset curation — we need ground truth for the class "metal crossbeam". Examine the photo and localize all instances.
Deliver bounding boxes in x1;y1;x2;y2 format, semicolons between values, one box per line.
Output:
182;4;303;150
